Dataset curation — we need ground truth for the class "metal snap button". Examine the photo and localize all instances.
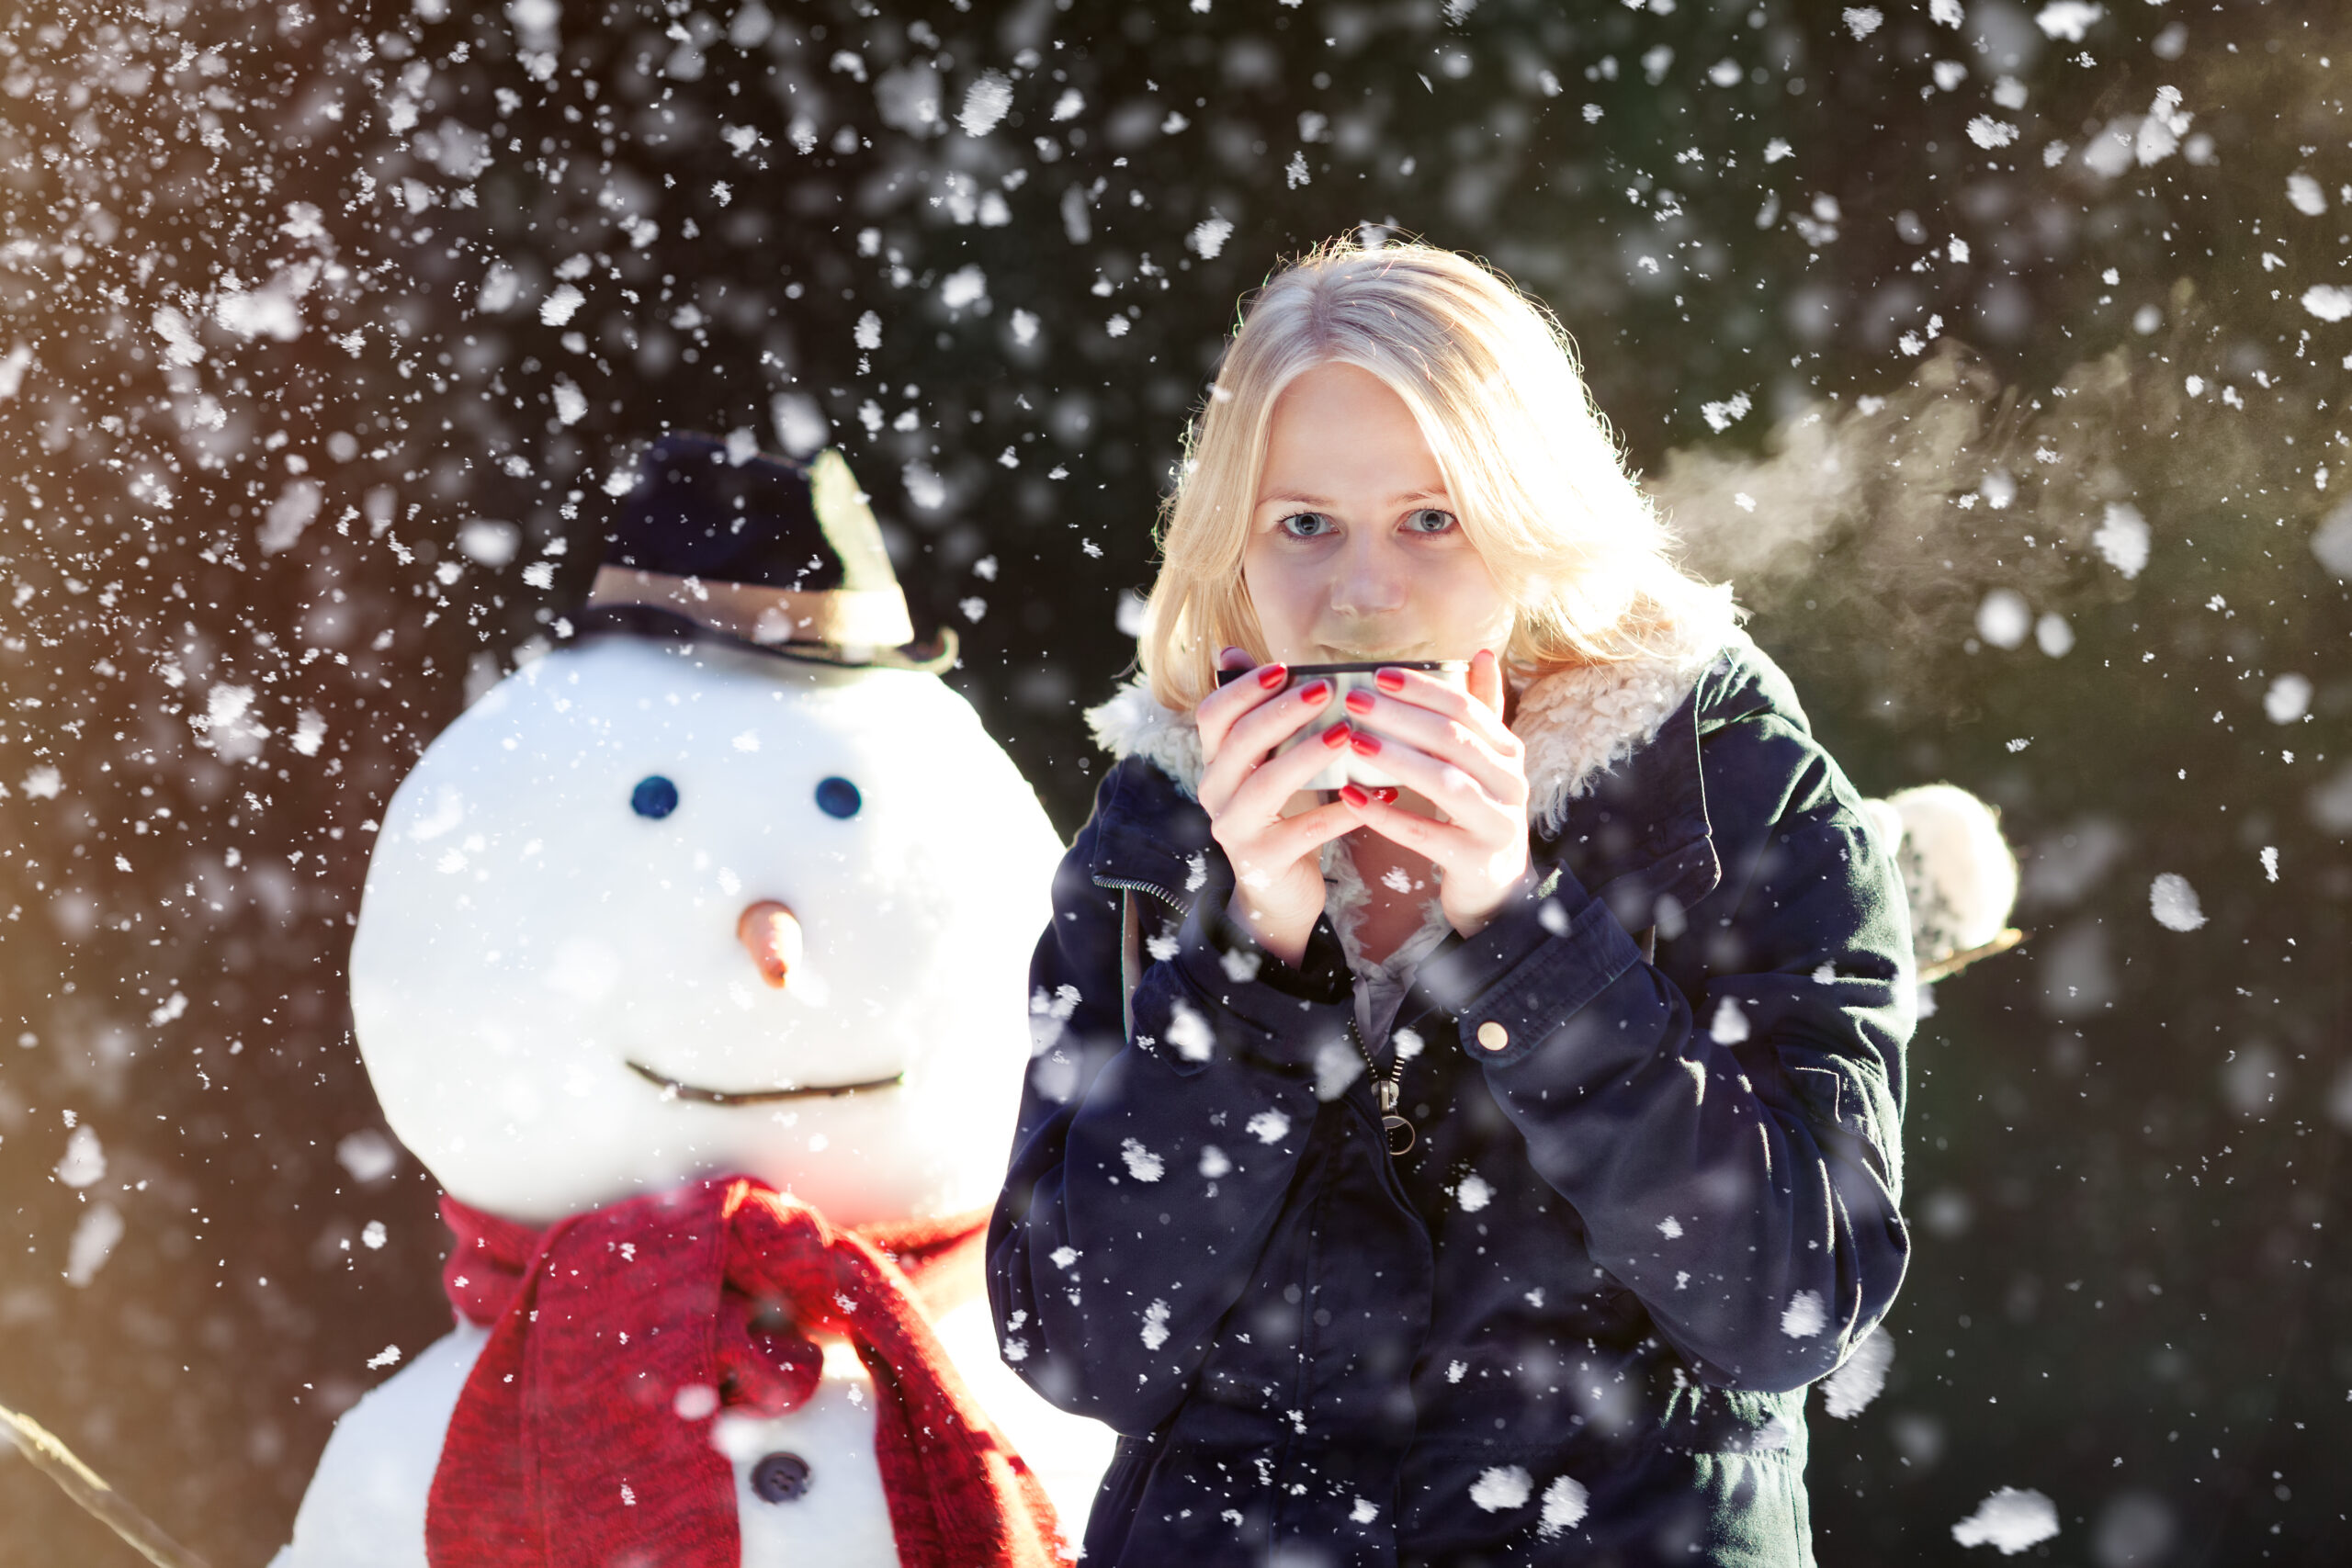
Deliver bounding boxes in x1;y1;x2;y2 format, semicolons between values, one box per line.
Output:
1476;1021;1510;1052
751;1450;813;1503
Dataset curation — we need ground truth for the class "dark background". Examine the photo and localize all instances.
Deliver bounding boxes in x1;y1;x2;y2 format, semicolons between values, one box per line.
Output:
3;0;2348;1562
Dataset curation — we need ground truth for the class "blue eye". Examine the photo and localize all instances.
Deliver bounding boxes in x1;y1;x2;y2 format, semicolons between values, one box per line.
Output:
630;775;680;819
815;776;863;819
1405;508;1458;534
1279;512;1333;538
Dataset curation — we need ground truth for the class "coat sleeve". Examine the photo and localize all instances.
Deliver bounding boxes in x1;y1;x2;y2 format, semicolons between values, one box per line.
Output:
985;787;1357;1436
1418;707;1914;1394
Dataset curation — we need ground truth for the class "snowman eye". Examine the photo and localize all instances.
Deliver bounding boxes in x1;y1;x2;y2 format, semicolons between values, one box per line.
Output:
630;775;680;820
814;776;862;819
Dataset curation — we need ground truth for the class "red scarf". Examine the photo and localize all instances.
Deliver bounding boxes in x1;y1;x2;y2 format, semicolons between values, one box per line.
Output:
426;1179;1065;1568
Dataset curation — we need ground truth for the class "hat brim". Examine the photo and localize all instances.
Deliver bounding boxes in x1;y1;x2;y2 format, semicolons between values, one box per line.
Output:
564;603;959;674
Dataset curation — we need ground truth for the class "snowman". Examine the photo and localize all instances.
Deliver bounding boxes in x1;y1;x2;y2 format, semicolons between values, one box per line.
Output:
273;434;1112;1568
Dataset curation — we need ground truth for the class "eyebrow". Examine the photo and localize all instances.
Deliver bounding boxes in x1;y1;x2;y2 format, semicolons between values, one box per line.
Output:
1256;488;1452;509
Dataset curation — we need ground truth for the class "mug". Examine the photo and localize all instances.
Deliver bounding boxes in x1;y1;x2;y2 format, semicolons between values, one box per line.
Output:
1216;660;1470;791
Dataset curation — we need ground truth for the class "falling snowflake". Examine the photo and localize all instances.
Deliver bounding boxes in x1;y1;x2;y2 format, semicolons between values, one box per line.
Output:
1140;1299;1171;1350
956;72;1012;137
1966;117;2019;150
1820;1325;1894;1418
2149;874;2206;931
1781;1289;1826;1338
2092;502;2151;578
1469;1465;1532;1512
1536;1474;1589;1538
2033;2;2103;43
1120;1138;1164;1182
1951;1487;2060;1553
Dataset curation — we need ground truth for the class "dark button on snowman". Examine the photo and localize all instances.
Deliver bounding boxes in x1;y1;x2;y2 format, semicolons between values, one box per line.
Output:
273;434;1109;1567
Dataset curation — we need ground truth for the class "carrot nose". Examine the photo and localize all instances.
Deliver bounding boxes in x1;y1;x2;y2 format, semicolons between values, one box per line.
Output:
737;900;804;989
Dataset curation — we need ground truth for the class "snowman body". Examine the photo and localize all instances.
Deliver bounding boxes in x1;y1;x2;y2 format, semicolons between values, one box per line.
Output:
273;634;1110;1567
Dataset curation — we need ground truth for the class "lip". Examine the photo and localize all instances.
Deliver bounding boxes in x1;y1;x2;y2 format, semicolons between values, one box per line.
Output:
623;1059;905;1105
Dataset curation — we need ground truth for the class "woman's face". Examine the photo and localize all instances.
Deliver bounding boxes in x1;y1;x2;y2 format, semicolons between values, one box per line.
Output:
1241;361;1515;666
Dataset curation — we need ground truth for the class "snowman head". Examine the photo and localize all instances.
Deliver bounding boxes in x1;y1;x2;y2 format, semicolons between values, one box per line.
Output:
349;436;1063;1226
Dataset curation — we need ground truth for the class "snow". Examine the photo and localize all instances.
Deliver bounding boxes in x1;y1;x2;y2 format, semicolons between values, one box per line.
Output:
2148;874;2205;932
55;1124;106;1188
1468;1465;1532;1512
1974;589;2030;649
2093;502;2151;578
1118;1139;1164;1183
1455;1173;1493;1213
956;73;1012;138
1536;1474;1589;1537
1244;1109;1291;1145
1820;1325;1894;1418
2312;502;2352;577
1966;118;2019;151
1780;1290;1826;1338
2286;174;2328;217
1657;1215;1682;1238
336;1130;400;1184
1140;1299;1170;1351
2301;286;2352;323
1841;9;1883;41
2034;3;2103;43
2264;673;2312;724
1700;392;1752;434
65;1204;125;1288
1709;995;1750;1044
1166;1000;1214;1062
1951;1487;2060;1553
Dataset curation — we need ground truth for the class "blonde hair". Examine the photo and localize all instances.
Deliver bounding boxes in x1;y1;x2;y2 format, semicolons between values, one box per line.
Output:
1140;234;1729;712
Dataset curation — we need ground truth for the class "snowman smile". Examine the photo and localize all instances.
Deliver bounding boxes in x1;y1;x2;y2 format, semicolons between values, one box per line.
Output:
623;1059;906;1106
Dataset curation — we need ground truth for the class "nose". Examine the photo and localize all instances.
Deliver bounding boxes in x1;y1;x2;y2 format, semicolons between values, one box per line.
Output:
1329;532;1409;619
737;900;805;989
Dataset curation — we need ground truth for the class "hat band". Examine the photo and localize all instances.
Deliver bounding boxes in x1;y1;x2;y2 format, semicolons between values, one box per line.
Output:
585;567;916;650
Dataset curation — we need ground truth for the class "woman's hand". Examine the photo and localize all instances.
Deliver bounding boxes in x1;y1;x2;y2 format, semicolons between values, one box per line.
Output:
1195;647;1359;967
1335;649;1532;939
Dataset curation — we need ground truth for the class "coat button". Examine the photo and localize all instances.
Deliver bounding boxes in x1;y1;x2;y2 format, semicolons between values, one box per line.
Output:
1476;1021;1510;1052
751;1450;813;1503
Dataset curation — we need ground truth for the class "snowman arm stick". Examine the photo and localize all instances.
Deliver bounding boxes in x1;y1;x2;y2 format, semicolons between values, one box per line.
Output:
2;1401;212;1568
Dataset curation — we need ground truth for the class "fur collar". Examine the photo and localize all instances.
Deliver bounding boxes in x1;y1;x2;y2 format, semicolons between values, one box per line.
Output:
1085;588;1739;836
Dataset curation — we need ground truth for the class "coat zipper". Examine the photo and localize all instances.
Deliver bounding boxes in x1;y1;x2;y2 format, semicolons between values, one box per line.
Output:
1091;874;1185;910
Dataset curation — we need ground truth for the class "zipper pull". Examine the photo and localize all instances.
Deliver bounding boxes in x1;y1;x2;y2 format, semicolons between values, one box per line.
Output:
1375;1078;1398;1114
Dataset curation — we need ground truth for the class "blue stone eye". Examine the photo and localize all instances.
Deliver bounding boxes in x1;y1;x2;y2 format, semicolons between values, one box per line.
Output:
631;775;680;819
814;776;862;819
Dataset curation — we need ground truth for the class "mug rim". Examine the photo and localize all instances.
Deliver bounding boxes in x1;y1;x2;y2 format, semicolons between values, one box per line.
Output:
1216;658;1467;686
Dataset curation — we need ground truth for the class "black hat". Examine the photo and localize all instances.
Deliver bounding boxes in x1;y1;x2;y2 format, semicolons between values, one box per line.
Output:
572;433;955;671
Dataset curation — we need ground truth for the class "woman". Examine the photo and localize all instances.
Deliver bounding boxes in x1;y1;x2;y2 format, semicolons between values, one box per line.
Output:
988;238;1912;1566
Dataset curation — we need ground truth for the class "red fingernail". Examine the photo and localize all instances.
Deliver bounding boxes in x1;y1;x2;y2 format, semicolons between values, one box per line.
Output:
1339;784;1371;807
1320;721;1351;748
1257;663;1288;691
1371;786;1400;805
1350;730;1382;756
1344;688;1374;715
1374;668;1407;693
1297;680;1332;705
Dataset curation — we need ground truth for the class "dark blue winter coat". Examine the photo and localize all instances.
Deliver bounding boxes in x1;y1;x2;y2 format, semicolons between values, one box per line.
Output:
988;637;1913;1566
